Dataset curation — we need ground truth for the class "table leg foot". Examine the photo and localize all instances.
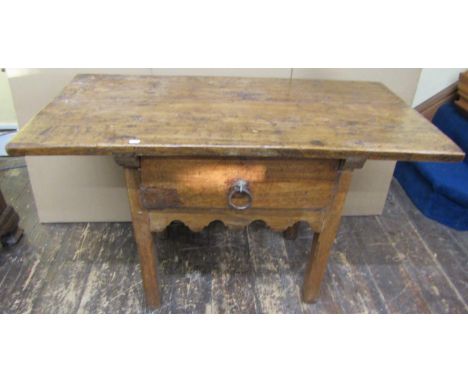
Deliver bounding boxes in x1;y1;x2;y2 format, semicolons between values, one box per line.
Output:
134;214;161;310
302;233;330;303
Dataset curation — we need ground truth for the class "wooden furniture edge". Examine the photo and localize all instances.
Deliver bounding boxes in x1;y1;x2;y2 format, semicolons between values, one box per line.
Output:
7;145;463;162
124;167;161;310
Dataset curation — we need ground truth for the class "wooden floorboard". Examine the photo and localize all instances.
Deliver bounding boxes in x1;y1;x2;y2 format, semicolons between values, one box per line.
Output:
376;186;467;313
0;158;466;313
210;223;258;314
391;180;468;309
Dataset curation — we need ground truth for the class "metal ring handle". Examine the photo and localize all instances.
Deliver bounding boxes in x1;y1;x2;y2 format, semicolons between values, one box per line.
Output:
228;179;252;210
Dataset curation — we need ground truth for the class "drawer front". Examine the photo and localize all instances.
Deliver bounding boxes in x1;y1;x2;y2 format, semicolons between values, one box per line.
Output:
140;157;340;210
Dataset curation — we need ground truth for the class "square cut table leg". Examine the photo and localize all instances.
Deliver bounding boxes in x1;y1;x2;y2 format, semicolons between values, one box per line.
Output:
125;168;161;310
302;170;353;302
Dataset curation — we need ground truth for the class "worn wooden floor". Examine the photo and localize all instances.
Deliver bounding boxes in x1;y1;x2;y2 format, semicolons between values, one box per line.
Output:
0;158;467;313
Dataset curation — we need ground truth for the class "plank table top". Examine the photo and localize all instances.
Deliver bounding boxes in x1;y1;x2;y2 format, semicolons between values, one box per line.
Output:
7;74;464;162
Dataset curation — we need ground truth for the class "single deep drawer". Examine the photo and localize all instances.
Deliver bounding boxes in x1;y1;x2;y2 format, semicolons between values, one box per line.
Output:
140;157;340;210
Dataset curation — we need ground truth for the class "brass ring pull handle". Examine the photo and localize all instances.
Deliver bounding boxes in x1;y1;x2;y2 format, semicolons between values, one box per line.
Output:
228;179;252;210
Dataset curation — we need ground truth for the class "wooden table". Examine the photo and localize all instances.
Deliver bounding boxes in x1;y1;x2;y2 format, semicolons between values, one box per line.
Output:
7;74;464;310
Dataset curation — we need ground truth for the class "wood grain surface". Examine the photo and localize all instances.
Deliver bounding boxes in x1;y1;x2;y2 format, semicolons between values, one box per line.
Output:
302;171;353;302
140;157;339;210
7;74;464;162
148;208;324;233
125;168;161;309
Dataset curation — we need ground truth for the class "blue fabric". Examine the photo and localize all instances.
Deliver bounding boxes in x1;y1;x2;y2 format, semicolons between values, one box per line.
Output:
414;162;468;207
432;102;468;162
394;101;468;231
394;162;468;230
